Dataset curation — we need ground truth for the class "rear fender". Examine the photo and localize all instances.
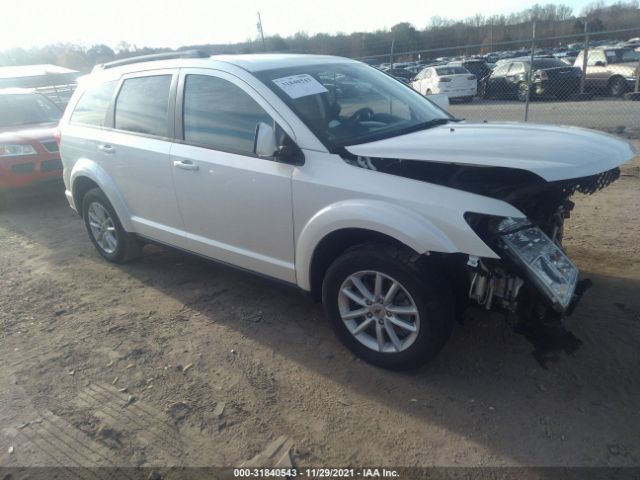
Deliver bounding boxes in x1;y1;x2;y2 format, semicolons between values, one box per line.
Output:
69;158;134;232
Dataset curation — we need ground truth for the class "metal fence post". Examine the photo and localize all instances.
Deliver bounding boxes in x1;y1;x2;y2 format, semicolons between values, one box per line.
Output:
524;21;536;122
635;55;640;93
390;38;395;69
580;21;589;94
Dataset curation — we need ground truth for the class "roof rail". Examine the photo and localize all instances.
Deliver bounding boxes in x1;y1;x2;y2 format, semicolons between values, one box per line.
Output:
93;50;209;71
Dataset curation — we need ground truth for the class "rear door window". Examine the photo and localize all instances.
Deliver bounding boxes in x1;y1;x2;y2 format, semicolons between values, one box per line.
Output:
435;67;468;75
182;74;272;155
70;81;117;127
114;75;172;137
492;64;510;76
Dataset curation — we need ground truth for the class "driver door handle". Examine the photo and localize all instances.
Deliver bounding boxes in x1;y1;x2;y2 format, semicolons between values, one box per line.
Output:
173;159;199;171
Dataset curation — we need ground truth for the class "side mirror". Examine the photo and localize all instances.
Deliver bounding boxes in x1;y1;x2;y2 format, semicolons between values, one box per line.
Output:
594;61;605;67
254;122;305;166
254;122;278;158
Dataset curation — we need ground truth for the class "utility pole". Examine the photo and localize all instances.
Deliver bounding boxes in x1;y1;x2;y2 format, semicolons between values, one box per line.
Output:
257;12;266;51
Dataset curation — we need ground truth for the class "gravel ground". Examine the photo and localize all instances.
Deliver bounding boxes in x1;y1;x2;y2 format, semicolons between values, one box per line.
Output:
0;141;639;471
449;97;640;133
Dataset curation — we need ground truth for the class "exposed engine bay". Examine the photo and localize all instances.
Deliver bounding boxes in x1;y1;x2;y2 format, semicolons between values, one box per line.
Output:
343;153;621;324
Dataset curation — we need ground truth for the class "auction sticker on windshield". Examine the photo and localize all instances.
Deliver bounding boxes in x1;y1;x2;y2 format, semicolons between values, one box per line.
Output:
273;74;328;99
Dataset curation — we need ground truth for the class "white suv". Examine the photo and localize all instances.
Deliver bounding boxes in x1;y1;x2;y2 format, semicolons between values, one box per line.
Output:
59;52;636;369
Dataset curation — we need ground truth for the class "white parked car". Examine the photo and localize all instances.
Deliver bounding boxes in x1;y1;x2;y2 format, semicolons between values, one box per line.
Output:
412;66;477;102
58;52;635;369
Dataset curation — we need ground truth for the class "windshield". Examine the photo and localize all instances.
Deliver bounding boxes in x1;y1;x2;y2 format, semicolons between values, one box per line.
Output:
0;93;62;128
255;62;451;151
605;49;640;64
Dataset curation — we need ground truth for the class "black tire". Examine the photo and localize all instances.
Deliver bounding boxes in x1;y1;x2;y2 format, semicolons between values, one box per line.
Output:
322;244;454;370
517;82;530;102
82;188;142;263
608;77;627;97
425;89;432;95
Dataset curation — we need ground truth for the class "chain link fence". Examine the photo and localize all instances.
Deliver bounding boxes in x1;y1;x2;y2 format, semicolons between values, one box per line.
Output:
355;28;640;136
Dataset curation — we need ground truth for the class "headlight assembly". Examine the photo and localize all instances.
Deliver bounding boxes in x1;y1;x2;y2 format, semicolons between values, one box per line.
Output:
0;144;37;157
493;217;578;310
465;213;579;311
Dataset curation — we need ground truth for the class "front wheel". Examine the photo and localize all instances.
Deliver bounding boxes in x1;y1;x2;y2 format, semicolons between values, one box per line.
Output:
609;77;627;97
517;82;530;102
82;188;142;263
322;244;454;369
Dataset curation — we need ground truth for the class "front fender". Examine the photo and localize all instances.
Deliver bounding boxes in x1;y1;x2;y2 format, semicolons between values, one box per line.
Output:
70;158;134;232
295;199;460;291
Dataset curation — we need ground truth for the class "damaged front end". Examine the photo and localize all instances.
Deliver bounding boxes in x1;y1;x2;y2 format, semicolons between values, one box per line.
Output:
462;167;619;322
463;215;591;323
344;153;621;323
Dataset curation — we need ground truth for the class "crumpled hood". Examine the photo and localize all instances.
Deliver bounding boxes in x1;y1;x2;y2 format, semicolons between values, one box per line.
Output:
345;122;637;182
0;123;58;144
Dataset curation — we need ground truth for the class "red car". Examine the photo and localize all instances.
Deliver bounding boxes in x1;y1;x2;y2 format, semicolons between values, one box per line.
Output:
0;88;63;201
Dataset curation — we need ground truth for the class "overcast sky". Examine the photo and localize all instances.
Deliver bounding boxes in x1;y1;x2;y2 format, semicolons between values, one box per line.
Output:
3;0;598;50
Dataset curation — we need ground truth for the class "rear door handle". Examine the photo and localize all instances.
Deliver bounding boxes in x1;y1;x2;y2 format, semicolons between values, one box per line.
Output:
98;144;116;154
173;159;199;171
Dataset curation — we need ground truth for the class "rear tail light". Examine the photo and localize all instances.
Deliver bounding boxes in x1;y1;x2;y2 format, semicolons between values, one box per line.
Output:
53;129;61;147
439;78;452;83
467;75;476;80
537;70;549;81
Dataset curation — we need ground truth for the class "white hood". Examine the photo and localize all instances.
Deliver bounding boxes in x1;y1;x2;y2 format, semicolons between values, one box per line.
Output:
345;122;637;182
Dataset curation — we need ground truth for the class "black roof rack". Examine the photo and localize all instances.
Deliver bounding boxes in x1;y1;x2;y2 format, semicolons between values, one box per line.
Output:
93;50;209;71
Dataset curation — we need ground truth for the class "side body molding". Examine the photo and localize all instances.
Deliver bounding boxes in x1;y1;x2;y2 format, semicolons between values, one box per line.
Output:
69;158;134;232
295;199;458;291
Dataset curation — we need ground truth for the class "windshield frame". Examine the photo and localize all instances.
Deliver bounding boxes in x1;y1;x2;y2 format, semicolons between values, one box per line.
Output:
254;62;453;153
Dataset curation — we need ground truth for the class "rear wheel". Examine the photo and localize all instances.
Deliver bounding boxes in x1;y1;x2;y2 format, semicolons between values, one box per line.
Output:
322;244;454;369
82;188;141;263
425;89;432;95
609;77;627;97
517;82;530;102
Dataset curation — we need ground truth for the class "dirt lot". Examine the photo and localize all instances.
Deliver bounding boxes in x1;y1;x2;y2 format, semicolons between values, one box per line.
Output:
449;97;640;132
1;141;639;472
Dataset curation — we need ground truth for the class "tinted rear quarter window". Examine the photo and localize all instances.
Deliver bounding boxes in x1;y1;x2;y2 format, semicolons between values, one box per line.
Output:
183;75;272;155
435;67;468;75
115;75;172;137
532;59;569;69
71;81;117;127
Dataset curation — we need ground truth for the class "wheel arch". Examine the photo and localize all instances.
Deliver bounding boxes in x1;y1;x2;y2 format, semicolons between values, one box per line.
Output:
296;199;459;299
69;159;134;232
307;228;416;301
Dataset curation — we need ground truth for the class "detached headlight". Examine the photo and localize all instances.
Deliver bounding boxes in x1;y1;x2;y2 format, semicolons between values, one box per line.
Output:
0;144;37;157
494;217;578;310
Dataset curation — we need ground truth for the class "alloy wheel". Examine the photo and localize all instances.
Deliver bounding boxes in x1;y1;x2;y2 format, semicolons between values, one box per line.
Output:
337;270;420;353
87;202;119;254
